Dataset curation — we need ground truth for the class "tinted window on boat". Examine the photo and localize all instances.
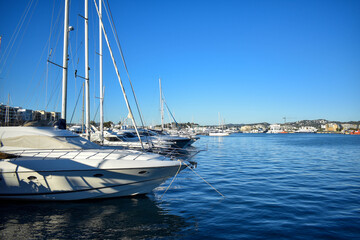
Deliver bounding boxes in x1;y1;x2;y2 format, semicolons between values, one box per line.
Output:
105;136;121;142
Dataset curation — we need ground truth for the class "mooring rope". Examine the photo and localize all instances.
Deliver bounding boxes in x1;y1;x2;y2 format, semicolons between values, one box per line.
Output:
183;161;225;198
160;160;183;199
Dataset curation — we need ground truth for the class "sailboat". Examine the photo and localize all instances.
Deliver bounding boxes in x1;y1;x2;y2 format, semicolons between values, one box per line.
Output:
0;0;186;200
209;113;230;136
155;78;200;146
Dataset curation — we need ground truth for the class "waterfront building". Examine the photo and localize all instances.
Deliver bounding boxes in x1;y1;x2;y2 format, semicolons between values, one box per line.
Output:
50;112;61;121
342;123;358;130
324;123;340;132
296;126;318;133
240;125;252;133
0;104;60;126
0;104;20;126
268;124;282;133
17;108;33;122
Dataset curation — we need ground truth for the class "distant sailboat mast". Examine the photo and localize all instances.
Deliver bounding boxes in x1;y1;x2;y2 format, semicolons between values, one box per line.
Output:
159;78;164;130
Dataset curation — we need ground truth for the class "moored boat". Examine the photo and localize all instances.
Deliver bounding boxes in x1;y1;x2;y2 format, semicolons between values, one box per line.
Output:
0;126;186;200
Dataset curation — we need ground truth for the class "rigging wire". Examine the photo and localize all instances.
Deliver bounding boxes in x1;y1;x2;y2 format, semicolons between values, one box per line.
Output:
102;0;154;147
69;83;84;124
163;97;179;128
0;0;34;71
45;71;62;110
103;0;147;127
22;2;64;109
45;0;57;111
93;0;144;149
1;0;39;81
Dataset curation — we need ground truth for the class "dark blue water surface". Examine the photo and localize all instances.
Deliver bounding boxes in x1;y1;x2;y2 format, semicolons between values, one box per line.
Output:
1;134;360;239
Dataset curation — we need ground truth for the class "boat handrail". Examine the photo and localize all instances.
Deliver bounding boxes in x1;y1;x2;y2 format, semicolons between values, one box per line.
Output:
1;148;166;161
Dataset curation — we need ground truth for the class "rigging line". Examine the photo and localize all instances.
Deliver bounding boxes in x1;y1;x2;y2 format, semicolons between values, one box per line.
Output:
22;3;64;108
45;0;56;110
165;103;172;128
104;0;147;128
33;69;49;110
2;0;39;79
68;36;77;96
45;70;62;110
1;0;37;77
163;98;179;128
90;2;97;120
73;14;83;66
92;103;100;122
54;83;62;113
93;0;144;150
26;56;53;109
70;83;84;124
0;0;33;68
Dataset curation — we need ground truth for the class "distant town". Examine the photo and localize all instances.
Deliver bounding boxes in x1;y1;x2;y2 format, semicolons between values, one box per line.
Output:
1;104;359;135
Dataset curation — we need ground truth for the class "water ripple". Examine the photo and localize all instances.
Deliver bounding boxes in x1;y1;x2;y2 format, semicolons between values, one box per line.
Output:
1;134;360;239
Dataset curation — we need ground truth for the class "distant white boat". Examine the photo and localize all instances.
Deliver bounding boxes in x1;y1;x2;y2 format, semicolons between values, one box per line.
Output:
209;131;230;136
209;113;230;136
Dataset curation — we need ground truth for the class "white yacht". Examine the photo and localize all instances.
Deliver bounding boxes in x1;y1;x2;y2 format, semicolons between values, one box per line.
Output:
0;126;186;200
91;129;173;150
208;131;230;137
113;129;195;149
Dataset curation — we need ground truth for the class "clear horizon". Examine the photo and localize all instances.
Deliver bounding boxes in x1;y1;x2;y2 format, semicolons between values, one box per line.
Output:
1;0;359;125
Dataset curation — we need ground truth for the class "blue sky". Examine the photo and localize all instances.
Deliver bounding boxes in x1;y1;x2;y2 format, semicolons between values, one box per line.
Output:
0;0;359;125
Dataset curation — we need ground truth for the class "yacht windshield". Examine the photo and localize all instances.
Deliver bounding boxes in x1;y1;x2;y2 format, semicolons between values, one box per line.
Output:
105;136;122;142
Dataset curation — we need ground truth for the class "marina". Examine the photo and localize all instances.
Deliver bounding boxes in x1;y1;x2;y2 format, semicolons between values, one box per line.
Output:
1;0;360;239
1;133;360;239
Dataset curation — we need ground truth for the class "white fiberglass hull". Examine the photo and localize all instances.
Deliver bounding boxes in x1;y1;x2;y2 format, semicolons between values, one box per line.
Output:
0;165;181;201
0;150;184;201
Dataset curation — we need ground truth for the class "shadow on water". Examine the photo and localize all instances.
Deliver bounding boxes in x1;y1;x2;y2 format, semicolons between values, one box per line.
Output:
0;196;191;239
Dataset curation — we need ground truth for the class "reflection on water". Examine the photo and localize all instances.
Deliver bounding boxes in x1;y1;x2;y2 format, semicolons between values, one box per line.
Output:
0;196;190;239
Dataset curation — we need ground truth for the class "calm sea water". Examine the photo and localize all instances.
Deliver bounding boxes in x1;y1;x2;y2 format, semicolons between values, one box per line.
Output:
1;133;360;239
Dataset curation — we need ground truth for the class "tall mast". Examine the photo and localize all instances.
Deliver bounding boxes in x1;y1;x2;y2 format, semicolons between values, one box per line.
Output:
85;0;90;140
159;78;164;130
99;0;104;143
61;0;70;121
93;0;144;149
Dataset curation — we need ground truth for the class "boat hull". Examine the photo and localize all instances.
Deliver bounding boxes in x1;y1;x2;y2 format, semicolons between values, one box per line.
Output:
0;165;184;201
